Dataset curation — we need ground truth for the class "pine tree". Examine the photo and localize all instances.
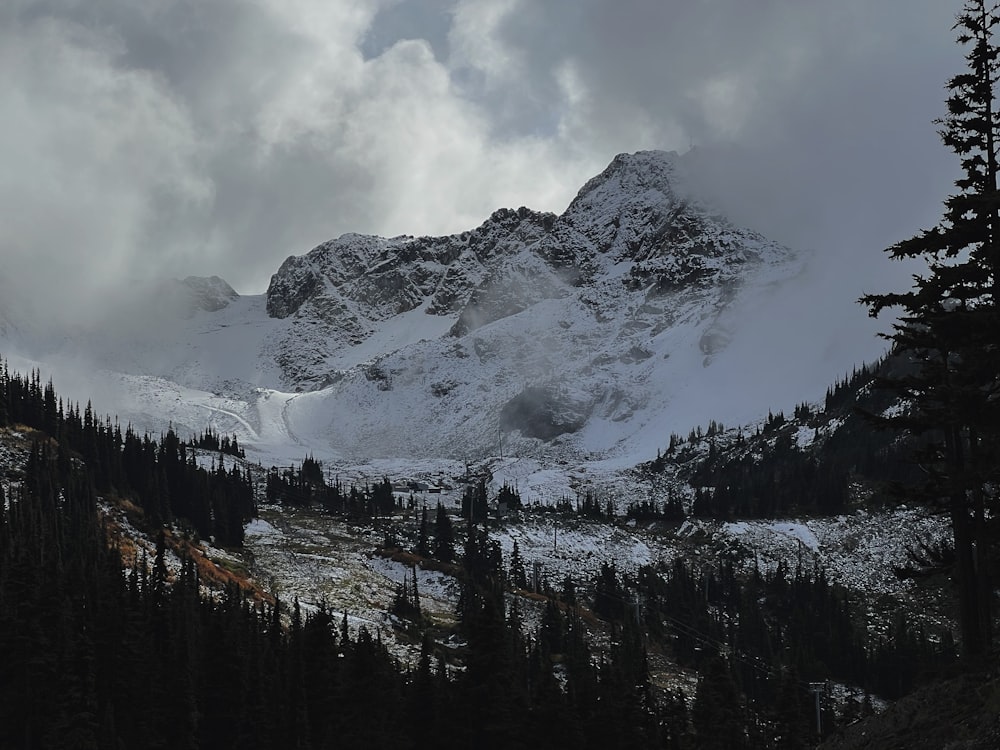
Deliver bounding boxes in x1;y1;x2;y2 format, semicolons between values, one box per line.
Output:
692;656;746;749
432;503;455;563
414;505;430;558
509;540;527;590
0;369;8;427
496;483;521;511
773;666;811;749
458;590;526;749
861;0;1000;658
461;478;489;522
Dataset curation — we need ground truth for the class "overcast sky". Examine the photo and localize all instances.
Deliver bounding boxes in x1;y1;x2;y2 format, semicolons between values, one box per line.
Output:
0;0;965;322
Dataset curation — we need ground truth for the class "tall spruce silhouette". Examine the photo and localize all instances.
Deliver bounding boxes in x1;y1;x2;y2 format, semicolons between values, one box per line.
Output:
861;0;1000;659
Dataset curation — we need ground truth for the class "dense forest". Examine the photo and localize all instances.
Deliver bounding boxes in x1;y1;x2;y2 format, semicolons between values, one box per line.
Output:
1;360;963;748
0;365;669;749
641;358;928;522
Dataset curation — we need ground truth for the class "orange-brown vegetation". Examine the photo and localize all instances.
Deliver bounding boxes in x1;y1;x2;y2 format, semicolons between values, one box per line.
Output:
100;500;273;605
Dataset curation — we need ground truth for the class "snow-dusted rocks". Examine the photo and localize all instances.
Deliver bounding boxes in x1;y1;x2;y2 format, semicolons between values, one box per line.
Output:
178;276;239;313
3;150;811;465
262;206;567;383
262;150;796;388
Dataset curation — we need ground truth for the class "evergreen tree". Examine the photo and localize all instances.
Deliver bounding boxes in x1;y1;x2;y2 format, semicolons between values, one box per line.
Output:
0;364;7;426
371;475;394;515
461;478;489;522
593;561;626;621
509;540;527;590
772;666;811;749
458;590;527;749
692;656;746;749
414;504;430;557
432;502;455;563
861;0;1000;658
496;483;521;512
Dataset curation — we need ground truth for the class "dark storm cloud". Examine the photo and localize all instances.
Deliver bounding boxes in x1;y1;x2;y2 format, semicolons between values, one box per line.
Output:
480;0;960;249
0;0;970;360
440;0;967;378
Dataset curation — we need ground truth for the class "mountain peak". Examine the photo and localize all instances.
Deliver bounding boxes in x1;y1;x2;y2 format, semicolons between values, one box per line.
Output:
32;151;807;463
604;148;683;175
559;149;746;269
572;149;683;202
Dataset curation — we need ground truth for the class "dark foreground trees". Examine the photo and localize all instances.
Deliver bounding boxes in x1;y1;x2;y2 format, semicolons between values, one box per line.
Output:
0;441;681;749
862;0;1000;659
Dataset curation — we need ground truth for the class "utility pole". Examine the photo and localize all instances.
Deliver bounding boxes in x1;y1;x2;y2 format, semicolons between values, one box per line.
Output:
809;682;825;738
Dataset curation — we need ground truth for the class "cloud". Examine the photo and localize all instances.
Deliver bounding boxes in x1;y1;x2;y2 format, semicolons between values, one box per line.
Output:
0;11;209;320
0;0;969;355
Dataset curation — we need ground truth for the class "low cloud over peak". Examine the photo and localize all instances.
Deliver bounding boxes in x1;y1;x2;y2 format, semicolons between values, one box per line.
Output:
0;0;962;341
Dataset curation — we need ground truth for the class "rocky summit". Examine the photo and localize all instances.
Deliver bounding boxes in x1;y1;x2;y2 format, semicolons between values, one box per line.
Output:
0;150;807;463
263;150;797;389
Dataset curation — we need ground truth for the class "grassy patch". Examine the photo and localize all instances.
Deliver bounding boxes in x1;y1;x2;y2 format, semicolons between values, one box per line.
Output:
212;556;250;578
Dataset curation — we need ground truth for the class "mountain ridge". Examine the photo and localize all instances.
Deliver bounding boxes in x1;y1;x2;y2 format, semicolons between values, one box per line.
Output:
261;150;797;391
0;150;828;465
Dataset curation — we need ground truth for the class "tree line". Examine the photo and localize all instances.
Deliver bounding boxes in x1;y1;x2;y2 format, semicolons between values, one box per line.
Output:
0;395;675;748
0;363;255;546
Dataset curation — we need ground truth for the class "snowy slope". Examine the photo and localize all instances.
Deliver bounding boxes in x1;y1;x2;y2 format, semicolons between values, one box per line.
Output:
256;151;804;463
2;150;858;472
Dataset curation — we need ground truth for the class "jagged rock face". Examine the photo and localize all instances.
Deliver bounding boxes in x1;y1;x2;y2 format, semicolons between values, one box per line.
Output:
265;207;560;323
46;150;802;461
500;385;590;440
562;150;686;259
263;205;579;386
263;150;793;392
449;250;571;337
0;150;816;462
564;152;782;296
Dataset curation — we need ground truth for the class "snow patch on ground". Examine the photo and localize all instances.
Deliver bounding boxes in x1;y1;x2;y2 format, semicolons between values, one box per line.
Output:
245;517;281;540
795;425;815;449
714;509;947;597
725;520;820;552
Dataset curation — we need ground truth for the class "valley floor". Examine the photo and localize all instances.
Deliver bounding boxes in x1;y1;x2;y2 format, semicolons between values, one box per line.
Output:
240;492;954;679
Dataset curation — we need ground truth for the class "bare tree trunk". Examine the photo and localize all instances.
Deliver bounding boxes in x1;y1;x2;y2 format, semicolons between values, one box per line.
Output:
947;425;986;658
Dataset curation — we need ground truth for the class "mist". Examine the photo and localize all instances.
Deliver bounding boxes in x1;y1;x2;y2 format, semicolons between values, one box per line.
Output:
0;0;966;425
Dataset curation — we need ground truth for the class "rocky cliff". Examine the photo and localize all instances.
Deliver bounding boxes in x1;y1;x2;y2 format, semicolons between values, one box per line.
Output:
263;150;796;395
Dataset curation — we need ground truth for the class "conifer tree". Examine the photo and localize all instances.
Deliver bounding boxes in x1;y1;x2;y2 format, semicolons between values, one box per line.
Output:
461;478;489;521
509;540;527;589
0;371;8;427
415;505;430;558
861;0;1000;658
432;502;455;563
692;656;746;749
496;483;521;511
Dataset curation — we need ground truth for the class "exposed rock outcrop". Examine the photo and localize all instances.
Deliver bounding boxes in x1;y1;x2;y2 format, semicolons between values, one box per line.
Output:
262;150;796;393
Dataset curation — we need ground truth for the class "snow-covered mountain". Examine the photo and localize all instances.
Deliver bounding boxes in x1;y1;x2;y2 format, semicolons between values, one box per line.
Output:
2;150;832;466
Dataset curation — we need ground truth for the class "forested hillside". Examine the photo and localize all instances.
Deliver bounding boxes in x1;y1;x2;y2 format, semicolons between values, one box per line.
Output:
0;362;963;748
0;366;671;748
